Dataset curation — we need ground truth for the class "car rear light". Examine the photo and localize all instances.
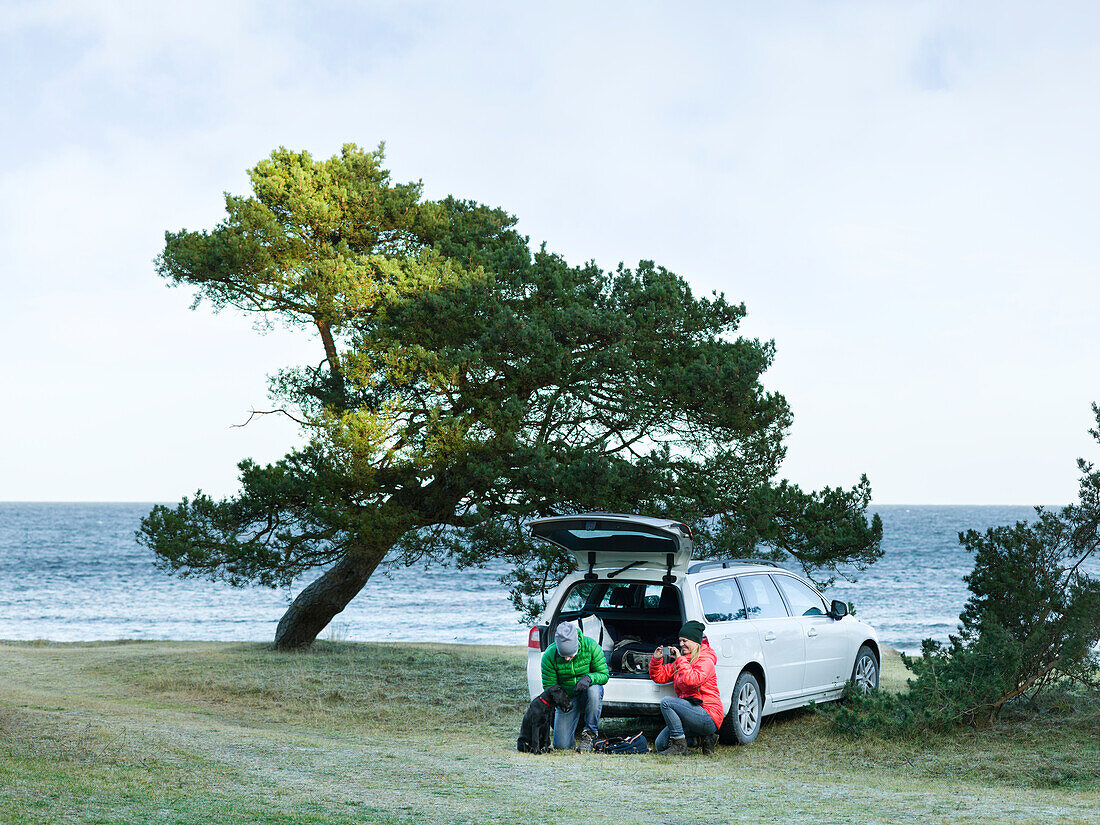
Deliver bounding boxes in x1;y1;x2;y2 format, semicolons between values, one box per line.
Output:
528;626;542;649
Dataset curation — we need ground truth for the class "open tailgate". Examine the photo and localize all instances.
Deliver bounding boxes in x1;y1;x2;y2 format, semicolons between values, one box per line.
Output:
528;513;692;575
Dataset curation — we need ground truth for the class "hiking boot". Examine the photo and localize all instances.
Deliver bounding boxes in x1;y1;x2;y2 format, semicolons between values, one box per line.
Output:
664;736;688;756
699;733;718;755
575;728;596;753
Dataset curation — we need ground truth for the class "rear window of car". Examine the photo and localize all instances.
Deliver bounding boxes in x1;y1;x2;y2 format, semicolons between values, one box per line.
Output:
698;578;747;622
736;574;789;620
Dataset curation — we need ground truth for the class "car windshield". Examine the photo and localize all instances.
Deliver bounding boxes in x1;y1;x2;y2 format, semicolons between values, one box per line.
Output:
556;581;679;615
560;582;596;613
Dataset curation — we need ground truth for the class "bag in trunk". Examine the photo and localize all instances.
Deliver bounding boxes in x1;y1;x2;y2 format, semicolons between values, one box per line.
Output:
609;640;655;674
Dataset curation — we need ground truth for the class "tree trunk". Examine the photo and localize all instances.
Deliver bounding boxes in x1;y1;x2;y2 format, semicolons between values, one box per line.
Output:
271;480;459;650
272;546;387;650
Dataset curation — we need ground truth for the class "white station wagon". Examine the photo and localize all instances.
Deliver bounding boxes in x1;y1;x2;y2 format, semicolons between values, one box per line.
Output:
525;513;881;744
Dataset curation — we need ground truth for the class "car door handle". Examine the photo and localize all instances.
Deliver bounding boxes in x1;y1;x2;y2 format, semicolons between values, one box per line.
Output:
764;631;777;642
807;628;818;638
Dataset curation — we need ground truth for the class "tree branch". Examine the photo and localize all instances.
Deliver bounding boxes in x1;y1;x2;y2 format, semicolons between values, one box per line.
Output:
232;408;309;428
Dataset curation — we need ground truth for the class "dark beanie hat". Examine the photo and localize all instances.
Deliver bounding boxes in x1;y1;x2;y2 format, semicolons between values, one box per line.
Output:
678;620;705;644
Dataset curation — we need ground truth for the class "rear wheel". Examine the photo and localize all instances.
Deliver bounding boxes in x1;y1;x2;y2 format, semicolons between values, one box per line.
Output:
719;670;762;745
850;645;879;694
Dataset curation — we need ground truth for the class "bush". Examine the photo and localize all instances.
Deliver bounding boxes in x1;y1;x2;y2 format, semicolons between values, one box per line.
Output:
826;404;1100;734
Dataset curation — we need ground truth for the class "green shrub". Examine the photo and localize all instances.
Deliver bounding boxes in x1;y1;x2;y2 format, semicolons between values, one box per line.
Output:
826;404;1100;734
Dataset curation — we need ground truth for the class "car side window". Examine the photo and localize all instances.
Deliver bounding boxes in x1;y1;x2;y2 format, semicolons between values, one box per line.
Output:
772;575;828;617
698;579;747;622
736;574;790;620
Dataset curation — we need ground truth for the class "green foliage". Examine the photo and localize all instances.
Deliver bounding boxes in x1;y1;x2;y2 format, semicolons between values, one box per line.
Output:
824;687;919;736
696;475;884;590
140;143;883;638
824;405;1100;734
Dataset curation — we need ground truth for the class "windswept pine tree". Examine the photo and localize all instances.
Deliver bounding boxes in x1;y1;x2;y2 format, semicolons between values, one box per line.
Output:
139;144;883;649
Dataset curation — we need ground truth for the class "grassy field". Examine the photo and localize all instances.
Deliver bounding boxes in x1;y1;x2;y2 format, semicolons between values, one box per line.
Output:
0;641;1096;824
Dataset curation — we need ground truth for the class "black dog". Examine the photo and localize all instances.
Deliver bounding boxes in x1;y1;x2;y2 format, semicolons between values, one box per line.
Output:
517;685;574;753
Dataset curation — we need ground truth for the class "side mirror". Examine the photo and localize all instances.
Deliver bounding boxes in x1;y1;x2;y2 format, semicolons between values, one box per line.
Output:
829;599;848;620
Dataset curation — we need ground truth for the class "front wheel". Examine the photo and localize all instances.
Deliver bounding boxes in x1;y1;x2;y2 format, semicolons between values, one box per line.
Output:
850;644;879;695
719;670;762;745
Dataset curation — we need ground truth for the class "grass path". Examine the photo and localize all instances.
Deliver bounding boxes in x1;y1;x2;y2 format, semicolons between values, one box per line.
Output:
0;641;1096;824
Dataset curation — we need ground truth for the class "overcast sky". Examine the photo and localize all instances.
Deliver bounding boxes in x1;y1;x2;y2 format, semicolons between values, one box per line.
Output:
2;1;1098;505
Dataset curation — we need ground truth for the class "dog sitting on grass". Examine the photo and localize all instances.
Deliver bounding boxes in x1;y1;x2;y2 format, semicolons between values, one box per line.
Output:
517;685;574;753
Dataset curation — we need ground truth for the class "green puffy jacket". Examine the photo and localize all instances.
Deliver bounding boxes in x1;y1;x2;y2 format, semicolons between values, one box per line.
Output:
541;633;609;691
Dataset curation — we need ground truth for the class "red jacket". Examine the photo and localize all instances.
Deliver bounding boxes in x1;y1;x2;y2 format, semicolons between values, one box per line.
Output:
649;641;724;729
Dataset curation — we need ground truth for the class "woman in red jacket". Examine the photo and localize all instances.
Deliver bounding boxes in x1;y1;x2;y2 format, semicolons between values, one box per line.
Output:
648;620;723;755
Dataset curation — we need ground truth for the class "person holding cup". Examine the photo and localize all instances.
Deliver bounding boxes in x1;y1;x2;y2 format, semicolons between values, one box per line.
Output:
648;620;723;755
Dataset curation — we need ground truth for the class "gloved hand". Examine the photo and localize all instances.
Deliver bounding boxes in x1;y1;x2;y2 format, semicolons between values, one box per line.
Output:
574;675;593;693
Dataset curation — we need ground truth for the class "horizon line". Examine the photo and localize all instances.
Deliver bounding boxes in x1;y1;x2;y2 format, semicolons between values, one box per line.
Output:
0;500;1068;508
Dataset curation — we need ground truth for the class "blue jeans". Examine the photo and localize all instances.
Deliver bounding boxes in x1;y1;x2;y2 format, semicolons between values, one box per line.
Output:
552;684;604;749
654;696;717;751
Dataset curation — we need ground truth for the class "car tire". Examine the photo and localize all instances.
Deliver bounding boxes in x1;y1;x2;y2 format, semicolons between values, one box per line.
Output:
850;644;879;695
720;670;762;745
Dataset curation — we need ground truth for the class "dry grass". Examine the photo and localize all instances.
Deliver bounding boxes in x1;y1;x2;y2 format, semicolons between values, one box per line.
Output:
0;641;1096;824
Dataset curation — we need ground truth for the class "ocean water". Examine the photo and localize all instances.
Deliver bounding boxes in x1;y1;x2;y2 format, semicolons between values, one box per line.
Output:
0;503;1084;652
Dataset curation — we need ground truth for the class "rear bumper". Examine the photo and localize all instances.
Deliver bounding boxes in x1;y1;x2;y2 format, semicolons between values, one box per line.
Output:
601;701;662;718
528;651;675;714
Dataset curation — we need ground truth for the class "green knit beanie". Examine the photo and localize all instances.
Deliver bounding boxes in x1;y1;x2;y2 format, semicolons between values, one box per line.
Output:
678;620;705;644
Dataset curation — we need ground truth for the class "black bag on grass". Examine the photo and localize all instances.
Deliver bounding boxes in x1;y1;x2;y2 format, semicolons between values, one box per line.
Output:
593;732;648;754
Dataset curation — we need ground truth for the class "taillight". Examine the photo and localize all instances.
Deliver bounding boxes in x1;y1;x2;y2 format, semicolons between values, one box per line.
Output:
528;626;542;649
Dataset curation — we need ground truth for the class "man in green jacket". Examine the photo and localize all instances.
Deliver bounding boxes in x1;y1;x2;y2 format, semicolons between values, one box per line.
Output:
541;622;609;752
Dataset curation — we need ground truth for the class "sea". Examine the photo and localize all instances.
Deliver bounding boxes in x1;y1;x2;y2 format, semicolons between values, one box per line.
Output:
0;503;1088;653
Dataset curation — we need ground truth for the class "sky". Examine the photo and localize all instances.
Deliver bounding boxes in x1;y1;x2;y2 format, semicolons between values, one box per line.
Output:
1;1;1098;505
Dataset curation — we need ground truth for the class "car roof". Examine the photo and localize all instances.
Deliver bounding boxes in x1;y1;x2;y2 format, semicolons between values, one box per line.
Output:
562;561;801;579
689;563;784;577
686;559;795;577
